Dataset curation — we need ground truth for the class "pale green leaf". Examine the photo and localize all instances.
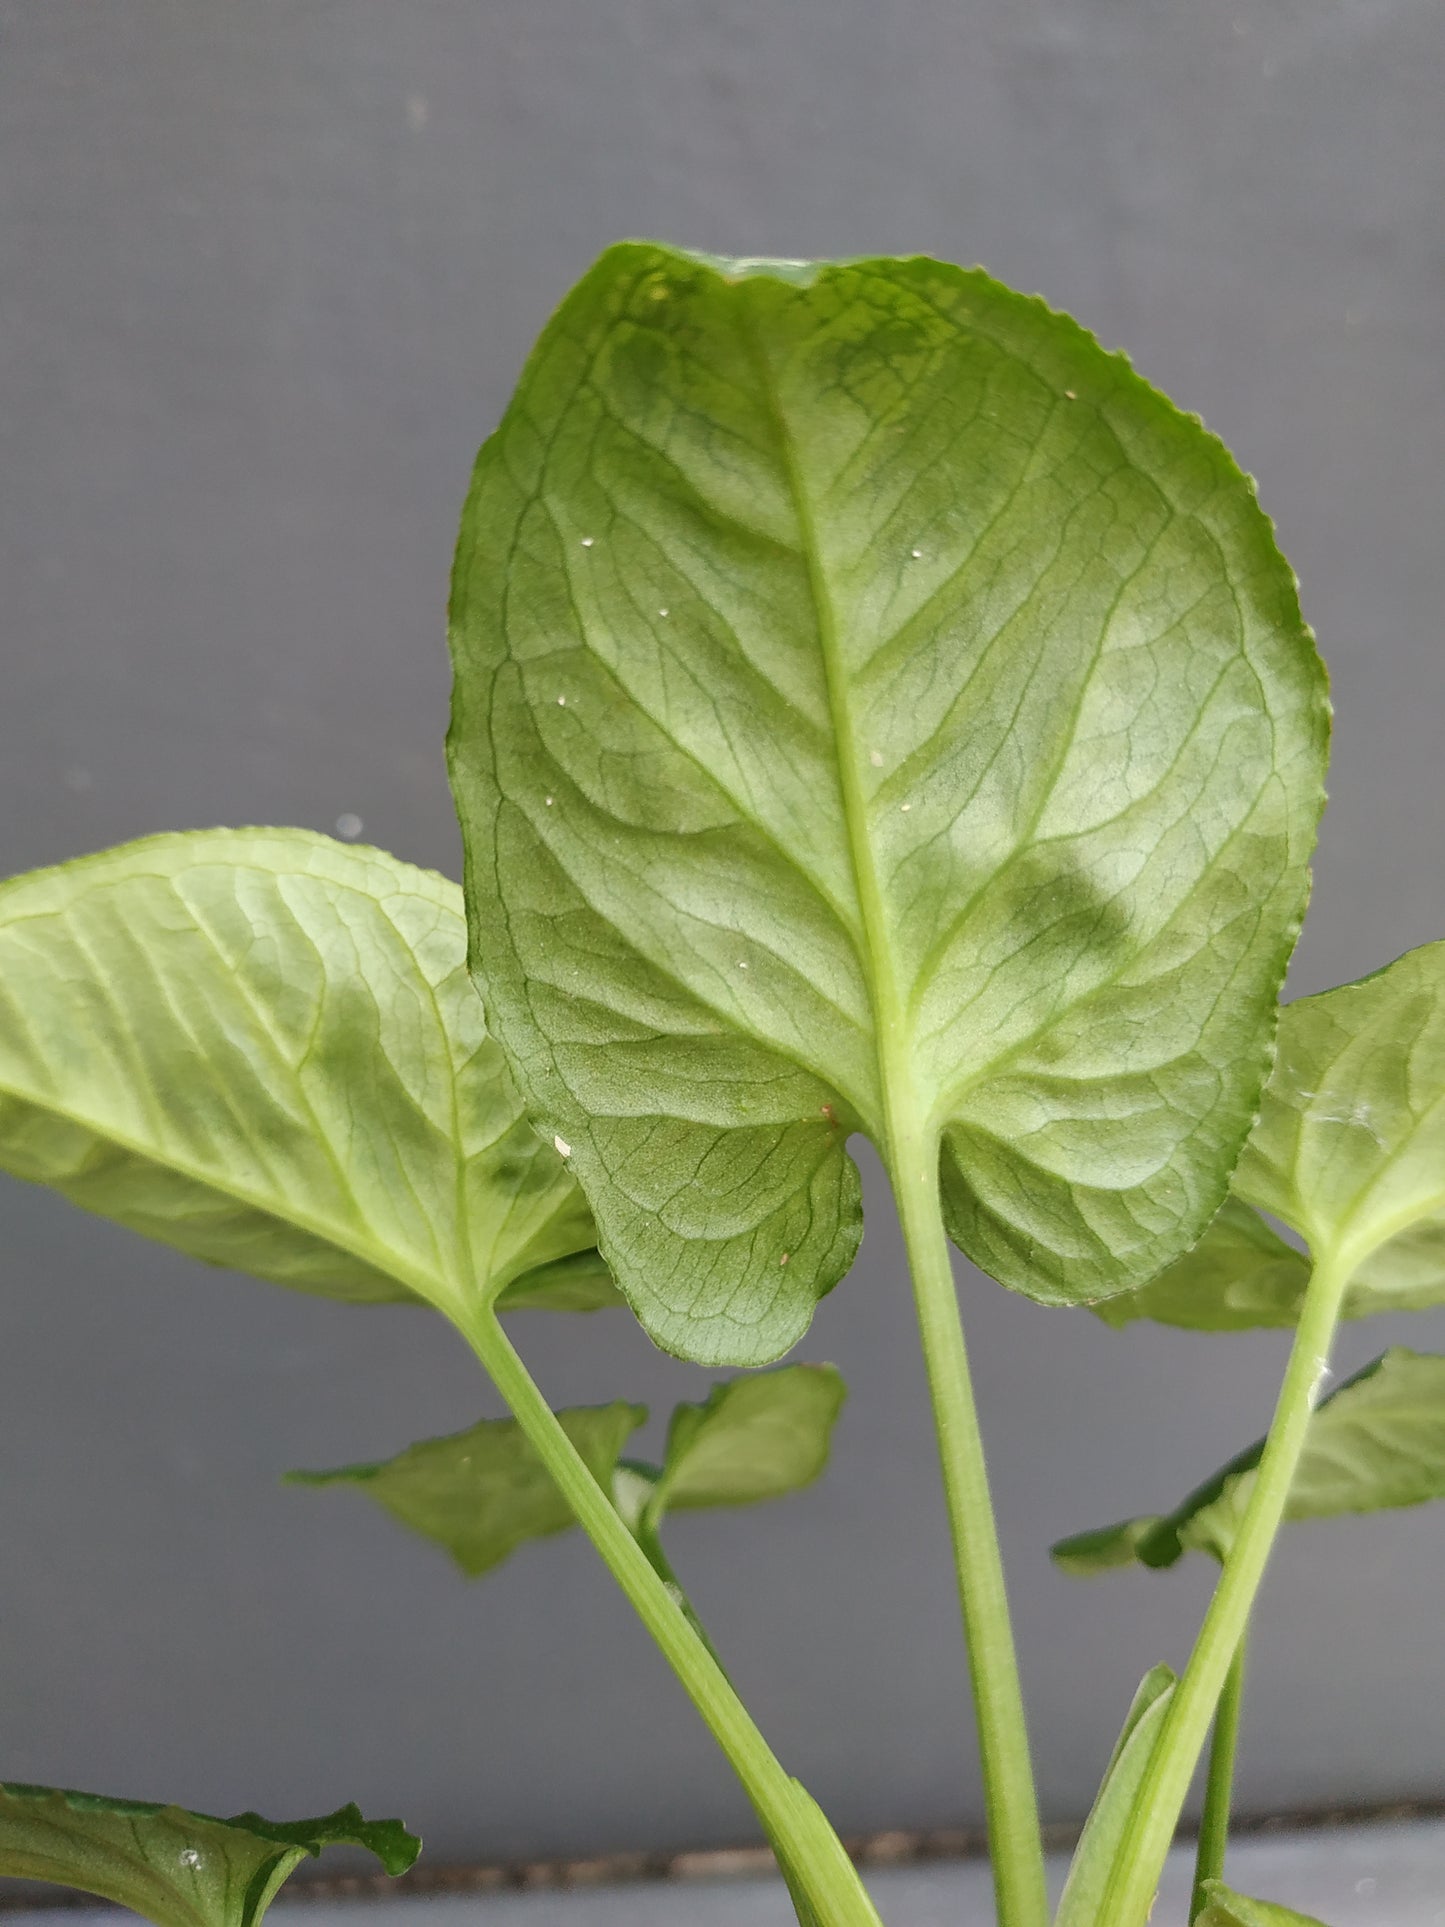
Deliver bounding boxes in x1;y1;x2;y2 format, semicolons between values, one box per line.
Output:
448;242;1327;1364
1198;1881;1330;1926
1089;1197;1311;1331
0;1784;418;1927
1237;941;1445;1298
1054;1664;1175;1927
0;829;598;1318
290;1365;845;1573
1091;1195;1442;1332
287;1402;646;1576
655;1363;846;1511
1052;1348;1445;1571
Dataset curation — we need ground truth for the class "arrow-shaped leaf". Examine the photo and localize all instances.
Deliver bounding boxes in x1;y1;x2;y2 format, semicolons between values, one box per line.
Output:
447;242;1328;1365
290;1365;845;1574
0;830;604;1320
0;1784;418;1927
1052;1347;1445;1572
288;1401;646;1576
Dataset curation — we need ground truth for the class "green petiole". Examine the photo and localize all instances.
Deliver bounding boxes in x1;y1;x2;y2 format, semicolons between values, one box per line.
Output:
455;1303;882;1927
1100;1245;1354;1926
1191;1629;1249;1923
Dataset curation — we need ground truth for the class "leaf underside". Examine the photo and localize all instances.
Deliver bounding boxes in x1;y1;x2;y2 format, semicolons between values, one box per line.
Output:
0;829;599;1319
1237;939;1445;1300
290;1364;845;1574
289;1401;646;1575
448;241;1328;1365
1052;1347;1445;1571
1100;942;1445;1330
0;1784;418;1927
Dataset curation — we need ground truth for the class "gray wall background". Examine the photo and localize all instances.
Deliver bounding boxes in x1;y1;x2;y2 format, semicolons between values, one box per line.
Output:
2;0;1443;1871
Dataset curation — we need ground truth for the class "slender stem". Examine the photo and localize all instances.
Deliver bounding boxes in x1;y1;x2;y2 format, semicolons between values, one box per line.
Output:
454;1304;882;1927
1190;1627;1248;1922
888;1112;1049;1927
1102;1246;1353;1927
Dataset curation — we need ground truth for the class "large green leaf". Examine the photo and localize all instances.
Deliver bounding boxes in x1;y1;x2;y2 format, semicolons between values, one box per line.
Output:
1052;1348;1445;1572
0;829;600;1319
448;241;1328;1364
291;1365;844;1573
1053;1664;1175;1927
1237;942;1445;1296
0;1784;418;1927
288;1401;646;1575
1197;1882;1330;1927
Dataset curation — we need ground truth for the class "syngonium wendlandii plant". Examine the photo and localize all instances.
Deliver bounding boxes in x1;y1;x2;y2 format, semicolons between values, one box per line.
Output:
1;243;1442;1927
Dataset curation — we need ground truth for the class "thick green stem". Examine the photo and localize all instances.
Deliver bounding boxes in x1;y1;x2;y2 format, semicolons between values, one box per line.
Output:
1102;1246;1353;1927
454;1304;882;1927
888;1115;1049;1927
1190;1627;1248;1922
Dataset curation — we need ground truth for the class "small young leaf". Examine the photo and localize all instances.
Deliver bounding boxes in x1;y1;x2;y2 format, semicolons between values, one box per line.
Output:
493;1248;626;1313
288;1402;646;1576
0;830;598;1319
1197;1881;1330;1926
292;1366;844;1574
0;1783;418;1927
1053;1664;1175;1927
653;1364;846;1512
1052;1348;1445;1572
1236;941;1445;1300
448;242;1328;1365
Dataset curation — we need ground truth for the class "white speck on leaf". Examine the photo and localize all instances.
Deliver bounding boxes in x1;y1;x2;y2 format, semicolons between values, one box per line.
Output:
1064;389;1077;400
779;1253;790;1266
554;1135;572;1158
658;607;669;617
901;802;911;812
557;695;567;706
545;796;554;806
179;1850;203;1871
910;547;923;559
580;537;594;548
738;960;749;969
870;750;883;767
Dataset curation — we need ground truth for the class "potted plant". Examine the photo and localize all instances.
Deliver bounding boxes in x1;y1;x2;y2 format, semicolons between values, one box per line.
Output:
2;243;1441;1927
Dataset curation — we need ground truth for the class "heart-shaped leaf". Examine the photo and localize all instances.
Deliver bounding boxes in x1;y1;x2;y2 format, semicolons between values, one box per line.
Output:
288;1401;646;1575
1198;1882;1330;1926
1052;1348;1445;1572
448;242;1328;1364
0;830;601;1320
0;1783;418;1927
1053;1664;1175;1927
291;1364;844;1574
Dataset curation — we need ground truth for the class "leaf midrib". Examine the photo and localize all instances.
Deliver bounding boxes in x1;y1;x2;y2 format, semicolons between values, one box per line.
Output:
0;1073;445;1310
736;297;902;1149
